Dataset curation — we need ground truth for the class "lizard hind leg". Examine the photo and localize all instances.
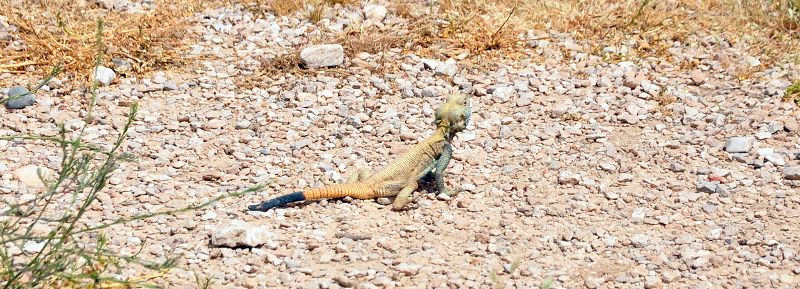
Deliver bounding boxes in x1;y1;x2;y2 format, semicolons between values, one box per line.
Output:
346;167;373;183
391;181;419;211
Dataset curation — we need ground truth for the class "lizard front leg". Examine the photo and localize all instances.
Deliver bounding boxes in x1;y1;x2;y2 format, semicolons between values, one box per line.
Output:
432;143;460;197
391;181;419;211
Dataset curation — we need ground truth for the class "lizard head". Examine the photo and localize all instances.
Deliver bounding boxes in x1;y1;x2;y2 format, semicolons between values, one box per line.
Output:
434;93;472;135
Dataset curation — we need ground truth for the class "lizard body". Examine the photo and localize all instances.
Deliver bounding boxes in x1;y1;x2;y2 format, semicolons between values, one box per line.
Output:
248;94;472;211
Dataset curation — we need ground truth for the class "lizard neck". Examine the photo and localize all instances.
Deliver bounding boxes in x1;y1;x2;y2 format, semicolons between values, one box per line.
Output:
435;124;452;141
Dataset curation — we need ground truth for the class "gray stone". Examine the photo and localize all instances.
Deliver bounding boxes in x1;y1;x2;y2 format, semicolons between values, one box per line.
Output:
755;131;772;140
112;58;132;74
548;160;561;170
697;181;718;193
669;163;685;172
715;184;730;197
516;92;533;107
4;86;35;109
617;173;634;182
558;171;580;185
724;136;754;153
211;220;274;248
94;65;116;86
764;153;785;166
421;87;437;98
300;44;345;68
784;166;800;180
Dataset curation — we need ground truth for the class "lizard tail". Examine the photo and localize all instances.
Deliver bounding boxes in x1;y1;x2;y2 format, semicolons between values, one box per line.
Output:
247;192;305;212
247;183;374;212
303;183;374;200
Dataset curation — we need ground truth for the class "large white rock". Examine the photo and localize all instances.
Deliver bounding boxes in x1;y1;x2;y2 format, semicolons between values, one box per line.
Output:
94;65;116;86
724;136;754;153
300;44;345;68
13;165;54;187
211;220;273;248
364;4;387;21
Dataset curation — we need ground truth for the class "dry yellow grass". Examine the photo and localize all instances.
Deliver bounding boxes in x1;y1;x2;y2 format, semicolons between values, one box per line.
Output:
3;0;797;85
0;0;226;87
502;0;798;64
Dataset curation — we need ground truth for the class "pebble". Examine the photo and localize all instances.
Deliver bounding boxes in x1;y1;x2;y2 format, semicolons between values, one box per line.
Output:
211;220;274;248
434;58;457;77
300;44;345;68
745;56;761;67
363;4;387;21
784;166;800;180
516;92;533;106
558;171;581;185
696;181;718;193
631;208;646;223
690;70;706;85
376;198;392;205
94;65;116;86
397;263;421;276
23;241;46;253
4;86;36;109
236;119;251;129
764;153;785;166
754;131;772;140
724;136;754;153
491;86;515;103
584;275;605;289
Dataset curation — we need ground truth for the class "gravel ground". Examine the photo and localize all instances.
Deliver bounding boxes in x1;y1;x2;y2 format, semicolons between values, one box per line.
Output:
2;2;800;289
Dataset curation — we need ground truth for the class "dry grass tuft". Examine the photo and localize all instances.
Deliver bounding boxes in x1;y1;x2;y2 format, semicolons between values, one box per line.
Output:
431;0;523;52
335;26;409;55
512;0;800;65
259;52;303;75
0;0;214;82
264;0;304;16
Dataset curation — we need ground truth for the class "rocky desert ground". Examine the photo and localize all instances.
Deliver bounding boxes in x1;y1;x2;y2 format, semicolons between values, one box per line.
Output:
2;1;800;288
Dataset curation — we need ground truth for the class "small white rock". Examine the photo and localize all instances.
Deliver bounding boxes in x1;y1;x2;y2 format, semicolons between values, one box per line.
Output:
364;4;387;21
23;240;46;253
94;65;116;86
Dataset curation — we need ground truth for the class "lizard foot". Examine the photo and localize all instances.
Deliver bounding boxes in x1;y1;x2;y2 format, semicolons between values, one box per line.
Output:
392;182;418;210
440;186;464;197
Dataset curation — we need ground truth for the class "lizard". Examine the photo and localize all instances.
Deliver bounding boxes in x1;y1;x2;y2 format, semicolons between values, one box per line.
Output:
247;93;472;212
